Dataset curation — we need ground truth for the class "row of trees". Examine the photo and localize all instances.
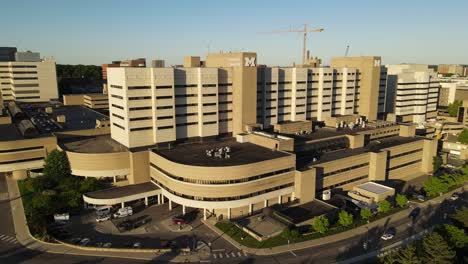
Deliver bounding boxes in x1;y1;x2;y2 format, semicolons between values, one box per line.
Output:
20;150;103;238
282;195;408;240
56;64;102;80
380;207;468;264
447;100;462;117
424;168;468;197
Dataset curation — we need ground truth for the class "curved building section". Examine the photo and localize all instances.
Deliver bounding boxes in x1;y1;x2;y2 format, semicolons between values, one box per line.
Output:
149;139;296;218
58;135;130;179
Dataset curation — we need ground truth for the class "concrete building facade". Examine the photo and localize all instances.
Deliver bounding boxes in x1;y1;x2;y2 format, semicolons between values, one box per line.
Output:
0;52;58;102
385;64;440;124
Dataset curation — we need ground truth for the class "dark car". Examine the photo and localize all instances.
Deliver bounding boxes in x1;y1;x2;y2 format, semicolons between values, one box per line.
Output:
172;215;187;225
409;207;421;219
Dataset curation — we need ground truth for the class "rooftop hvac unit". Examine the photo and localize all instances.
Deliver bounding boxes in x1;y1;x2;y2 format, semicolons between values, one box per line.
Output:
322;190;331;201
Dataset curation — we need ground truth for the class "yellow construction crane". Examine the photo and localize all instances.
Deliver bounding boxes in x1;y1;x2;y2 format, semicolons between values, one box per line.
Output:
263;24;324;65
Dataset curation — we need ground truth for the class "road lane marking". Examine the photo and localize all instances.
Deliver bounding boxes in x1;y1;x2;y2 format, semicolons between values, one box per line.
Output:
290;251;297;257
219;253;223;258
237;252;242;257
212;249;225;252
225;253;230;258
0;235;6;239
213;254;217;259
243;251;248;256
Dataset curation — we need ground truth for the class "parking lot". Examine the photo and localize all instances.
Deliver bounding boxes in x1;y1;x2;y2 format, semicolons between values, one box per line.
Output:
49;201;235;252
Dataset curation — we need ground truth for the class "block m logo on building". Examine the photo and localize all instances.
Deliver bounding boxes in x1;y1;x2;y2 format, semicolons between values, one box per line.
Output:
244;57;256;67
374;59;381;67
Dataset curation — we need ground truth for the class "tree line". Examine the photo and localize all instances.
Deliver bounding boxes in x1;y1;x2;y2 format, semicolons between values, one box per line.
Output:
56;64;102;80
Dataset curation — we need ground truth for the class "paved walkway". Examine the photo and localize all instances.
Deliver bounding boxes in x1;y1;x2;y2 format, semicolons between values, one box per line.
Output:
203;184;467;256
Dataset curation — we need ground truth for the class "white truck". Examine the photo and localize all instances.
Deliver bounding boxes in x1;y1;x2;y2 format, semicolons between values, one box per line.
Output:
113;206;133;218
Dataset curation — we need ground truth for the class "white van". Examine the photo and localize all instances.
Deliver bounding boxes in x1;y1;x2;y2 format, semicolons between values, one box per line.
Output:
113;206;133;218
95;205;113;215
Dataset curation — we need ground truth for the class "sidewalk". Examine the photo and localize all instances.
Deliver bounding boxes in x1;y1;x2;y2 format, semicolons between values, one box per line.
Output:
203;184;466;256
4;176;201;263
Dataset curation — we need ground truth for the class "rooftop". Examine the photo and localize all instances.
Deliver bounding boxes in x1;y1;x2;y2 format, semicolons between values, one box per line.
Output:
58;134;127;153
17;102;108;134
275;201;336;224
298;136;424;170
154;138;290;167
355;182;394;195
0;124;23;141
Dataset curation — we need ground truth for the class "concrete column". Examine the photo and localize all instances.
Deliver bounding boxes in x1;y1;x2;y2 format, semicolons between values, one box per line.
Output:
169;200;172;211
291;192;296;201
264;200;268;208
157;194;160;204
249;204;253;214
121;202;125;208
113;176;117;183
278;195;282;204
144;197;148;206
161;194;165;204
203;208;207;220
182;205;186;215
227;208;231;219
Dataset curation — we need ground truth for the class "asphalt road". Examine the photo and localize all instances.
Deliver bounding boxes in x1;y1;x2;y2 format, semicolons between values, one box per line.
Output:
0;172;465;264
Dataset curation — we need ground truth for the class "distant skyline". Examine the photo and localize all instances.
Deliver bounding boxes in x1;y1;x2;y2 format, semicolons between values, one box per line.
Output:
2;0;467;66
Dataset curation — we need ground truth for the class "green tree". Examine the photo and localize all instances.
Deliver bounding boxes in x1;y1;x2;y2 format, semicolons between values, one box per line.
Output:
432;155;443;172
448;100;462;117
281;227;291;238
395;245;421;264
421;232;455;264
360;208;372;221
378;200;392;213
442;224;468;249
379;249;399;264
458;128;468;144
42;150;71;183
450;207;468;228
338;210;353;227
395;194;408;208
423;176;449;197
313;215;329;234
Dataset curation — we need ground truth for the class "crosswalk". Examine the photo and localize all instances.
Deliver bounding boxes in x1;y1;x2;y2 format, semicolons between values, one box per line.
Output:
0;234;18;244
212;250;248;259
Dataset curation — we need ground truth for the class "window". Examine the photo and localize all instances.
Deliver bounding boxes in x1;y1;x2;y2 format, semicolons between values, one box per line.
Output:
130;126;153;131
158;125;174;130
156;95;173;100
129;96;151;100
156;85;172;89
203;112;216;116
128;86;150;90
157;116;173;120
111;104;124;110
203;103;216;106
130;106;152;111
130;116;152;121
176;122;198;127
110;84;123;89
203;93;217;97
112;113;124;120
113;123;125;130
202;84;216;87
156;105;173;110
203;121;217;125
111;94;123;99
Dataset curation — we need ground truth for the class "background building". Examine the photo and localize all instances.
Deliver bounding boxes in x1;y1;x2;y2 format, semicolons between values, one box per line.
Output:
0;47;17;62
438;77;468;107
438;64;466;77
0;50;58;103
385;64;440;124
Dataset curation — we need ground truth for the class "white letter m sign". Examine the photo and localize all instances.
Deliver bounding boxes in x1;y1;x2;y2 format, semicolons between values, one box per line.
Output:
244;57;256;67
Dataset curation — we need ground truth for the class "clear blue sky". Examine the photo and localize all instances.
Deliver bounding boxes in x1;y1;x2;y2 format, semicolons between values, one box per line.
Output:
2;0;467;66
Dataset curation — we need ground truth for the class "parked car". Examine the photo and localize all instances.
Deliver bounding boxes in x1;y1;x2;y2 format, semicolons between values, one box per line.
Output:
79;238;90;246
172;215;187;225
53;213;69;222
450;193;459;201
413;194;426;202
96;214;111;222
133;242;142;248
381;233;394;240
113;206;133;218
103;242;112;248
95;206;113;216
